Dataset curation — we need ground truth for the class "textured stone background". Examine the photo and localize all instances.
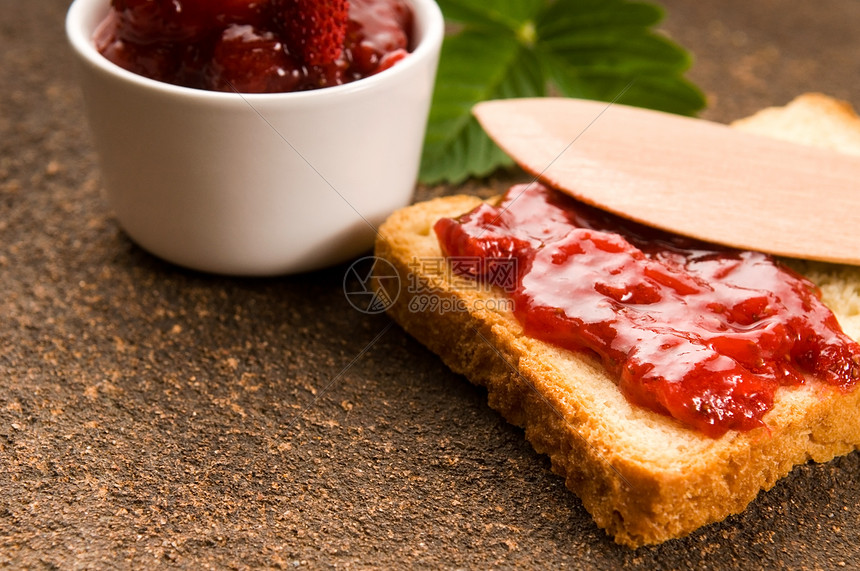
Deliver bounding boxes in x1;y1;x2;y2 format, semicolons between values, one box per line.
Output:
1;1;859;568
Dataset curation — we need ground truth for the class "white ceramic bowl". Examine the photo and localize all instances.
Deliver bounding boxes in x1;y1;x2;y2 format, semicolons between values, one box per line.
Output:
66;0;443;275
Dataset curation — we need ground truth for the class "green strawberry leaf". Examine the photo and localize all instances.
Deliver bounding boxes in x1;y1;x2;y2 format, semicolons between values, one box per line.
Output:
419;0;706;185
420;29;545;184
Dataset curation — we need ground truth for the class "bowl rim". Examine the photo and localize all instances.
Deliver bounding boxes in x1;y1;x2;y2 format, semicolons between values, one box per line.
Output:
65;0;445;103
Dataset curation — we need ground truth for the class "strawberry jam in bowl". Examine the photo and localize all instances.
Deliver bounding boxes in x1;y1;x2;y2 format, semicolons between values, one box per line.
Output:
66;0;443;275
94;0;415;94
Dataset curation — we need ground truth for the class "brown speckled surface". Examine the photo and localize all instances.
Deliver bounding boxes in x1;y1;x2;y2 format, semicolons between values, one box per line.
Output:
2;1;859;569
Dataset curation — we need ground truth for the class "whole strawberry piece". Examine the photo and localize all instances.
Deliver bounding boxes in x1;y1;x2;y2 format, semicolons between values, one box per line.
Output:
185;0;272;28
207;24;302;93
95;9;182;81
345;0;411;77
276;0;349;66
111;0;209;44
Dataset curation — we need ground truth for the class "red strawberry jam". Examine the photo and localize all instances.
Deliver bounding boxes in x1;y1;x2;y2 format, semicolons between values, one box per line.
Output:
93;0;414;93
435;183;860;438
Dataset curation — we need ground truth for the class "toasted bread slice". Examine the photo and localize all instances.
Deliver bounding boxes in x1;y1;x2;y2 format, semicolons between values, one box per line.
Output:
374;94;860;547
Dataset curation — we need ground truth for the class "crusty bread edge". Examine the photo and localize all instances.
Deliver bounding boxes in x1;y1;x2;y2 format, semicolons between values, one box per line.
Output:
731;92;860;156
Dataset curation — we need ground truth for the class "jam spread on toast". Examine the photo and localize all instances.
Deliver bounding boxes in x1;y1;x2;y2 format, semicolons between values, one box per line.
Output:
435;183;860;437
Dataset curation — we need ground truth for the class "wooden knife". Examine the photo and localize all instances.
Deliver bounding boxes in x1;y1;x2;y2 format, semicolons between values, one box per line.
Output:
473;97;860;266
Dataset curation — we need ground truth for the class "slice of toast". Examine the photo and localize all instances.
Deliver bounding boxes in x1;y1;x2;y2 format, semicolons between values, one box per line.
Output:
374;94;860;547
